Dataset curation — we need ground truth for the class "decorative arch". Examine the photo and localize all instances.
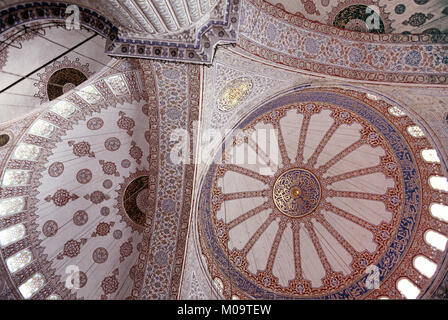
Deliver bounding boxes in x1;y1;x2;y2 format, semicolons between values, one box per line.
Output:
237;0;448;85
0;2;119;42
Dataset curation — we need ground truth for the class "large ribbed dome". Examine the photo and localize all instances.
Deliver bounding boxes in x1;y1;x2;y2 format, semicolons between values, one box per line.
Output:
196;86;448;299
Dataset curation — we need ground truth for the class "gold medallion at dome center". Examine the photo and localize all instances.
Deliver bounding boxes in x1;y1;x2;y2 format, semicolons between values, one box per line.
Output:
290;187;302;198
273;168;321;218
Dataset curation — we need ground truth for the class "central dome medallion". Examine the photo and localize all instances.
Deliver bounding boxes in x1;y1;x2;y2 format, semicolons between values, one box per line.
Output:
273;168;321;218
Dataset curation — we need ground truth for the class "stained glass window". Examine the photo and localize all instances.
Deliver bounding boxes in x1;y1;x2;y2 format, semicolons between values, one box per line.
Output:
413;255;437;278
366;93;379;101
213;277;224;295
19;273;45;299
425;230;448;251
28;120;56;138
407;126;425;138
429;176;448;192
421;149;440;163
2;170;31;186
51;101;77;118
12;143;41;161
77;85;103;104
397;278;420;299
430;203;448;223
6;248;33;273
0;224;26;247
0;197;25;217
105;75;129;96
388;106;406;117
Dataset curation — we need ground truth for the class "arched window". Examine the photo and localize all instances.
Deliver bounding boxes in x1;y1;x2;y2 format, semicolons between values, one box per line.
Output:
367;93;379;101
413;255;437;278
213;277;224;295
19;273;45;299
2;170;31;187
28;120;55;138
12;144;41;161
105;75;129;96
397;278;420;299
421;149;440;163
6;249;33;273
430;203;448;222
429;176;448;192
407;126;425;138
388;106;406;117
0;224;26;247
51;101;77;118
77;85;103;104
424;230;448;251
0;197;25;217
